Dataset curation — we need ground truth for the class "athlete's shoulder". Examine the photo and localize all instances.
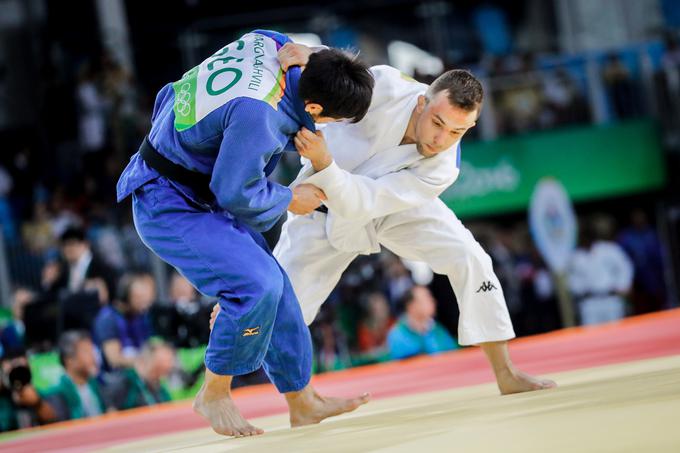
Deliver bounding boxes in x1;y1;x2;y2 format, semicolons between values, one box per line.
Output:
367;65;427;107
223;96;281;120
369;65;422;85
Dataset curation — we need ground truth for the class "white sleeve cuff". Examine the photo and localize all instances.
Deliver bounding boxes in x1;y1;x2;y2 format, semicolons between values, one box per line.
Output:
303;160;343;192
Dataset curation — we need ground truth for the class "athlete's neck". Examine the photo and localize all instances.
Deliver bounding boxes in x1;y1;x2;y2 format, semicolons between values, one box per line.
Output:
400;105;418;145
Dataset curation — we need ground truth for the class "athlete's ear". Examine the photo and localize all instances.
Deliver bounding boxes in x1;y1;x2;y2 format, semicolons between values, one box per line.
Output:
416;95;427;113
304;102;324;116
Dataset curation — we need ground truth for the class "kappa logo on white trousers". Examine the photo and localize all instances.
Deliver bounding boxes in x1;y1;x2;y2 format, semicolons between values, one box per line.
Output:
476;281;497;293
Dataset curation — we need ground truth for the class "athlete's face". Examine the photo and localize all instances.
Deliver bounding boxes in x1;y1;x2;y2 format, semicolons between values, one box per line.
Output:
413;91;478;158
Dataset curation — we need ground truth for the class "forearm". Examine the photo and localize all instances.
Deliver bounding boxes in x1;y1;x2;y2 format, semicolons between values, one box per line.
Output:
305;161;445;222
103;341;135;368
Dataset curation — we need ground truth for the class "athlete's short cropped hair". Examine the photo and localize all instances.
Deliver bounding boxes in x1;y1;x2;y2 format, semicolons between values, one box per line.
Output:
426;69;483;113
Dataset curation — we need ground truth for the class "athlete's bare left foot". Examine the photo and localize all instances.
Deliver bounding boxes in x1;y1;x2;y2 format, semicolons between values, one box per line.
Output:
286;385;370;427
193;371;264;438
193;384;264;437
496;368;557;395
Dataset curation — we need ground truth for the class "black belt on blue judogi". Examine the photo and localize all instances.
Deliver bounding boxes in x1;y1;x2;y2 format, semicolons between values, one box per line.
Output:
138;137;214;201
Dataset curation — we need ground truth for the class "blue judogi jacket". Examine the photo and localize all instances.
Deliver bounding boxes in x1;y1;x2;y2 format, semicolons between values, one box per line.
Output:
117;30;314;232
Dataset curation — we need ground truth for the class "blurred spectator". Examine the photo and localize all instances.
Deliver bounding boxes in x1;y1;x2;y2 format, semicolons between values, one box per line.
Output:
663;33;680;68
46;186;82;240
169;272;199;312
382;254;414;313
93;272;155;370
0;288;34;352
0;165;17;242
43;227;118;304
542;69;590;127
7;147;38;222
151;272;211;348
0;348;56;431
314;321;352;372
77;62;109;180
511;225;561;335
387;286;458;360
104;341;174;410
476;225;521;315
45;331;107;421
602;53;639;119
100;53;143;161
310;306;352;373
493;53;545;135
356;292;394;357
617;210;667;314
21;201;56;255
567;217;634;325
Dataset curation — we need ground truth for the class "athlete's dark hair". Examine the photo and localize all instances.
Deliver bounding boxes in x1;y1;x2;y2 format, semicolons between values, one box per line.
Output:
298;49;374;123
426;69;483;112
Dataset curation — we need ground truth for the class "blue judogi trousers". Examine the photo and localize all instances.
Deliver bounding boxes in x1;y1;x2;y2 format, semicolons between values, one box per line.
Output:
131;176;312;393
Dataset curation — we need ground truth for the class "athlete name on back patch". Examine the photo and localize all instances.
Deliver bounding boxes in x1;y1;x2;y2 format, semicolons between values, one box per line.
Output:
172;32;286;131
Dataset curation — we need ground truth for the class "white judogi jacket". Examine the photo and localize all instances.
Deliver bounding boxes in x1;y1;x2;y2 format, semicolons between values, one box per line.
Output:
291;65;461;254
277;65;515;344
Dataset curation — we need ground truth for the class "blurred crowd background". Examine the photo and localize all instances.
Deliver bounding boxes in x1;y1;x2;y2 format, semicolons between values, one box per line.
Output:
0;0;678;432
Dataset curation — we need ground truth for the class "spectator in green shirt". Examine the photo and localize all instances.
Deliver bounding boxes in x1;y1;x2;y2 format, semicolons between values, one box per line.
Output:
45;331;107;421
387;286;458;359
104;340;174;410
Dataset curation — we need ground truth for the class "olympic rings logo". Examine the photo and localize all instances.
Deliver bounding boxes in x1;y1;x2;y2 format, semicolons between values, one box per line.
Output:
175;82;192;117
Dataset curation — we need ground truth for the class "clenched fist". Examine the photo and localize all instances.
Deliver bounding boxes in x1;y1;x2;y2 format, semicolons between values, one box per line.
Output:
294;128;333;172
278;42;313;71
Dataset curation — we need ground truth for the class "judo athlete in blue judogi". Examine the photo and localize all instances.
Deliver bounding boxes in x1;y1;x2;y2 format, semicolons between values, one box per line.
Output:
116;30;374;437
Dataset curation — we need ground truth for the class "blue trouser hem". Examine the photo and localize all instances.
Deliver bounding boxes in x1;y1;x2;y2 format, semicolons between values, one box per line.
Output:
204;358;310;393
204;358;263;377
271;374;310;394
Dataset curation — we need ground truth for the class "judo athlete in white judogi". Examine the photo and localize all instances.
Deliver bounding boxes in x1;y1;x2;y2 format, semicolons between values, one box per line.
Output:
275;44;557;394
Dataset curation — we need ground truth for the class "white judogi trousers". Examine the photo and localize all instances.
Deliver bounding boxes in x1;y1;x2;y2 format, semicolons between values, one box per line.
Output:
274;197;516;346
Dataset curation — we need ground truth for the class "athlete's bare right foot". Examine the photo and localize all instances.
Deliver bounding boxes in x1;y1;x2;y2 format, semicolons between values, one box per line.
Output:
286;385;370;428
193;383;264;438
496;368;557;395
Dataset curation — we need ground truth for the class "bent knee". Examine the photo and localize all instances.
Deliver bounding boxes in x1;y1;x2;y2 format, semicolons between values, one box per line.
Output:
434;242;494;277
252;265;285;303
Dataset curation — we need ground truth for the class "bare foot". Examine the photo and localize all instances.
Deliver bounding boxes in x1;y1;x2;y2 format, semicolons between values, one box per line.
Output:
193;384;264;437
286;386;370;427
496;368;557;395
